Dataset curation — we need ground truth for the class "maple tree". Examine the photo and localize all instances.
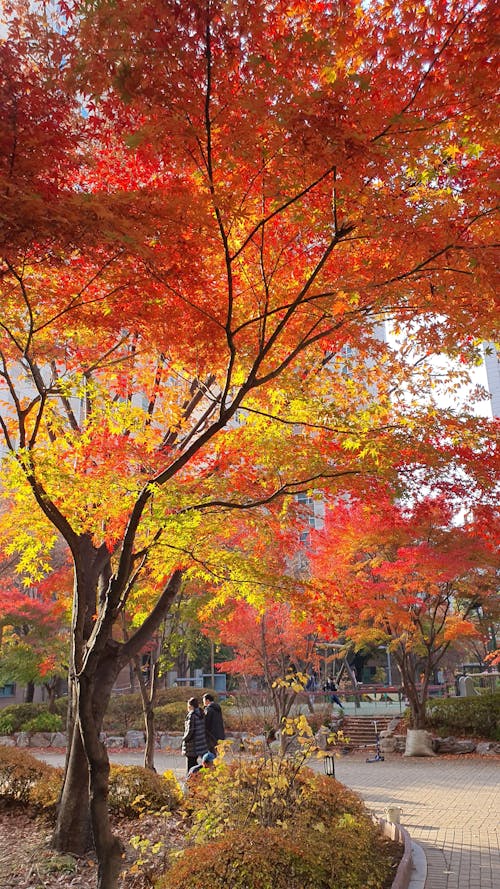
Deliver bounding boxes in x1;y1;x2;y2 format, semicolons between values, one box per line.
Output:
309;493;500;728
211;600;319;730
0;0;499;885
0;554;70;708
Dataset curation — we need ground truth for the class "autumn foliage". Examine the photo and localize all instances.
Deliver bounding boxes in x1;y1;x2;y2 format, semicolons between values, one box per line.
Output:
309;493;500;726
0;0;499;885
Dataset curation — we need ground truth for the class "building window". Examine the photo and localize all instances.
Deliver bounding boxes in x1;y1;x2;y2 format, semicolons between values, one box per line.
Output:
0;683;15;697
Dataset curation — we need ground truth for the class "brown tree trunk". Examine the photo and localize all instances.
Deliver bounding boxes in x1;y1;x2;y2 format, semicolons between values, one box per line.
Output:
24;680;35;703
53;558;182;888
44;680;58;713
132;652;157;771
397;652;428;729
144;704;156;771
79;670;124;889
53;704;92;853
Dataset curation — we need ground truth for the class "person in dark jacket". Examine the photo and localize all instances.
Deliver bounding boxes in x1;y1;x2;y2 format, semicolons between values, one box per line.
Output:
202;693;226;755
323;676;344;710
181;697;208;773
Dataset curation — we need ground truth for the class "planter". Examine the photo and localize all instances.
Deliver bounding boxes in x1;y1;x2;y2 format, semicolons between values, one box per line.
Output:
378;817;422;889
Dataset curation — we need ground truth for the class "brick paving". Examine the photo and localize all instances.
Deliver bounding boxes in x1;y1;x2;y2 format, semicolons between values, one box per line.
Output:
332;754;500;889
35;749;499;889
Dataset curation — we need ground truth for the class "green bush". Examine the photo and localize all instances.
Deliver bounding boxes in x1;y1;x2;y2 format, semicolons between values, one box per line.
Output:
0;701;67;734
108;764;183;817
22;712;63;733
426;691;500;740
151;702;187;732
0;703;46;734
0;712;16;735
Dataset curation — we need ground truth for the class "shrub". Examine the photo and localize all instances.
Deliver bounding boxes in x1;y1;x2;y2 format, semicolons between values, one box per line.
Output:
155;687;209;706
28;765;64;816
158;820;397;889
0;746;58;806
157;827;323;889
151;702;187;733
22;712;63;733
108;765;183;817
426;691;500;740
103;688;204;734
0;701;67;734
0;712;15;735
103;694;145;734
184;757;367;842
0;703;45;734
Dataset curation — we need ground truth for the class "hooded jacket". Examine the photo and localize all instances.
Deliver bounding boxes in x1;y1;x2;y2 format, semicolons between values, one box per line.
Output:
181;707;208;758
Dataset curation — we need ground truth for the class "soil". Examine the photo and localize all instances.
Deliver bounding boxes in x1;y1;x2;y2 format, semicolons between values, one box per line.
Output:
0;805;186;889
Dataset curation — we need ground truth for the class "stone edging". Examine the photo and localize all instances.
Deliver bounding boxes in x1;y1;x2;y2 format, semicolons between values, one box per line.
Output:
377;818;415;889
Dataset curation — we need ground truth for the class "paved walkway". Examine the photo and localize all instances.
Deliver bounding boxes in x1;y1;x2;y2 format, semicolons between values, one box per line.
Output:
331;753;500;889
36;749;499;889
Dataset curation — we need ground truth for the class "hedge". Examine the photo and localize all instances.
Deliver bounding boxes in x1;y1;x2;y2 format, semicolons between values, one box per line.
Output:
426;690;500;740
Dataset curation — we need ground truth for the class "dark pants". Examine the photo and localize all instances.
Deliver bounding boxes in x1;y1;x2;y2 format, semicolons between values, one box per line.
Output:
186;755;198;772
330;694;343;708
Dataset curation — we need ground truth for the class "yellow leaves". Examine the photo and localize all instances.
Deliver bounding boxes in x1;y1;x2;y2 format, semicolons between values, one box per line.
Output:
321;66;338;85
444;144;460;160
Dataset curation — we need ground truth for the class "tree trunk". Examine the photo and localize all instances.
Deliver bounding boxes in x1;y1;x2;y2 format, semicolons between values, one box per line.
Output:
24;680;35;703
132;653;157;771
53;712;92;853
144;704;156;771
45;680;57;713
79;671;124;889
53;556;182;888
408;691;427;729
396;652;427;729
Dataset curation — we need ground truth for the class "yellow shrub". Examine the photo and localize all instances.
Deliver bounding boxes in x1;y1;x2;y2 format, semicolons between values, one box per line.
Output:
109;765;183;816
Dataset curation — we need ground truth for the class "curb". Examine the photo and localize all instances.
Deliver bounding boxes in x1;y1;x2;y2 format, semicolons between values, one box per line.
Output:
378;819;426;889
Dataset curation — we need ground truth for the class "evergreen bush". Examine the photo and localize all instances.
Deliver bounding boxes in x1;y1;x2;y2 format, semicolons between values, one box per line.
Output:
426;690;500;740
148;702;187;732
22;712;63;733
0;700;67;734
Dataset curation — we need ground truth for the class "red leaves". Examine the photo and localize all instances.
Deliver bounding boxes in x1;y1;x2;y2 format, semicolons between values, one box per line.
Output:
309;492;499;655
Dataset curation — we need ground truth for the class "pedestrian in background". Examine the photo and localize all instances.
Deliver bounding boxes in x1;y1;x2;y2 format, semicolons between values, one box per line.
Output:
181;697;208;773
202;693;226;755
323;676;344;711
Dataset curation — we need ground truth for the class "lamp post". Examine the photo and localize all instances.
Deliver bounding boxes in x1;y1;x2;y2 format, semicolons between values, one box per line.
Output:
323;754;336;778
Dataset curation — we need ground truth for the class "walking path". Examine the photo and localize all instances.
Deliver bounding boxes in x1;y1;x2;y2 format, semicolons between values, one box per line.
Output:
35;749;499;889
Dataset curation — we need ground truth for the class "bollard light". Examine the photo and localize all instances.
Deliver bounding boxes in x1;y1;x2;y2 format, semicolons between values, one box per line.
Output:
323;754;336;777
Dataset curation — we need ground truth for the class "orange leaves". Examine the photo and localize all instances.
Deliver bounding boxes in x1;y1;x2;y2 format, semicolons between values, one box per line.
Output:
309;491;500;660
0;0;498;687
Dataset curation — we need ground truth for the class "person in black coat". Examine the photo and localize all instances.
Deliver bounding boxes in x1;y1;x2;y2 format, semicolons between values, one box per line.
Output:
202;693;226;755
323;676;344;710
181;697;208;773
